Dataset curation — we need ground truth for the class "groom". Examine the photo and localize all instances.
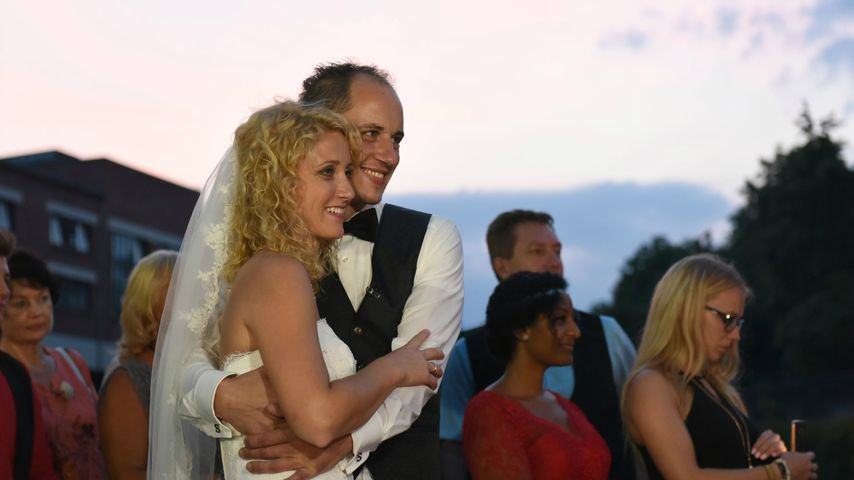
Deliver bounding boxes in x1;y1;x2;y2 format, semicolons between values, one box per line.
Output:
179;63;464;479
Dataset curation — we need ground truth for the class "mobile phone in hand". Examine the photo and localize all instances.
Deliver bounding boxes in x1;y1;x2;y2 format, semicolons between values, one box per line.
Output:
791;419;807;452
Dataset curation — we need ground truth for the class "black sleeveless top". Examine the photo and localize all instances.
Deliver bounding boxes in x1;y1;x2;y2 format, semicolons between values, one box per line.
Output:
639;378;760;479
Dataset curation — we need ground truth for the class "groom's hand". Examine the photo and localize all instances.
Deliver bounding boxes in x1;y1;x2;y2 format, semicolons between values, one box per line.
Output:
241;417;354;478
213;367;278;435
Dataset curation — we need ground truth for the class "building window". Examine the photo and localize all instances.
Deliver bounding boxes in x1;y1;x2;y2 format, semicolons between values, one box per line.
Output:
55;278;92;313
49;216;92;253
109;220;181;318
46;262;96;315
0;201;13;231
110;233;161;316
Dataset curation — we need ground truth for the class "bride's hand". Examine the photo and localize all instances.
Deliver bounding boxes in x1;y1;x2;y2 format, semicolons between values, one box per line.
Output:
389;329;445;389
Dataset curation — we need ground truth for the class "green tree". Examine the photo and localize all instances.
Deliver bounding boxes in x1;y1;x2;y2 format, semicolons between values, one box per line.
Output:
727;109;854;383
598;108;854;478
593;233;714;344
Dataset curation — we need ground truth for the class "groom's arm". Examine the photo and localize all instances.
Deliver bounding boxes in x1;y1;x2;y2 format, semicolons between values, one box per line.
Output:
344;215;464;472
242;420;355;479
177;348;234;437
179;347;276;437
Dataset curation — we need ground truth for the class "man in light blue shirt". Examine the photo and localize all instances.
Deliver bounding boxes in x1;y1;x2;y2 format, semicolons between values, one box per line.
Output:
439;209;637;480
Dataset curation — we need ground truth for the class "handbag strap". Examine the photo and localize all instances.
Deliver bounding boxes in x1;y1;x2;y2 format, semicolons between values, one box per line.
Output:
55;347;95;398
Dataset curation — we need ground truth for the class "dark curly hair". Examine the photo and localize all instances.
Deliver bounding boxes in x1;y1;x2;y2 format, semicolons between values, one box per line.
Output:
8;249;60;304
299;61;393;114
485;271;568;363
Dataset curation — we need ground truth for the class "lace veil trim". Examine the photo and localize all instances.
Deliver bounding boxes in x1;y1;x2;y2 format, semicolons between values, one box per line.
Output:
149;146;237;479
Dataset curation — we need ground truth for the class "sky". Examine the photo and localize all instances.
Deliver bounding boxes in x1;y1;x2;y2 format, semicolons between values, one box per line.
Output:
2;0;853;329
2;0;852;200
391;184;731;329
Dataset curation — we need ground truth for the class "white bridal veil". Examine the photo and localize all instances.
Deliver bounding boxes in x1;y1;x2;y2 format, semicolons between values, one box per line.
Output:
148;147;237;479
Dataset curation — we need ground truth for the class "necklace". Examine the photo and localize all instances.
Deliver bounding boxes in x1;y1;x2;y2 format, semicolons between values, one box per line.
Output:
691;378;753;468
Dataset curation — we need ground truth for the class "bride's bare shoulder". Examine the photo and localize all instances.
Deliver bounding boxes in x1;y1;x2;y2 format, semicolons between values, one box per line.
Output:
232;251;311;292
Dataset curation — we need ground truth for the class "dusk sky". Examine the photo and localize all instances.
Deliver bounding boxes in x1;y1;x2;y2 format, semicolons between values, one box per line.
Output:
3;0;853;328
3;0;852;200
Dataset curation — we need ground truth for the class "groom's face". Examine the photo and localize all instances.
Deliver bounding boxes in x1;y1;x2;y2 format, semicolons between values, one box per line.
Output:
341;75;404;215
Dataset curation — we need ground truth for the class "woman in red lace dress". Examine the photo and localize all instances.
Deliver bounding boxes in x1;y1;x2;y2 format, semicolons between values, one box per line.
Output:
463;272;610;480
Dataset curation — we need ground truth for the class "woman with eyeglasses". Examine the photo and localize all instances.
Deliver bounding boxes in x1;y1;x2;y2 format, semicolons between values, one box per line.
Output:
622;254;817;480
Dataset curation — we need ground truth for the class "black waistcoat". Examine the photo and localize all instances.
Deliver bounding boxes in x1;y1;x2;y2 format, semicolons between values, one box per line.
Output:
570;311;636;480
316;204;440;480
463;311;636;480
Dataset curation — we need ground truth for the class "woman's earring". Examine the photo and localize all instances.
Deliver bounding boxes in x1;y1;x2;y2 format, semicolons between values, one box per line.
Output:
521;333;529;341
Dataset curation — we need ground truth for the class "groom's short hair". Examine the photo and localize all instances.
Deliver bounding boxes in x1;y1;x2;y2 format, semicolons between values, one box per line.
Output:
299;62;393;114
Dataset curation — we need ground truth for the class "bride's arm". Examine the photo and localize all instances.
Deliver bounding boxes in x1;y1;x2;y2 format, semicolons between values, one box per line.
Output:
229;253;442;448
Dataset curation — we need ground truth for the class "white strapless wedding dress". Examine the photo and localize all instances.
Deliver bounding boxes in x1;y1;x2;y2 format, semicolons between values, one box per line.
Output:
219;319;364;479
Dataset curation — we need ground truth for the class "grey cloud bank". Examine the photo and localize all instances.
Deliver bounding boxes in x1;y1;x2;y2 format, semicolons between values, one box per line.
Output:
387;181;733;329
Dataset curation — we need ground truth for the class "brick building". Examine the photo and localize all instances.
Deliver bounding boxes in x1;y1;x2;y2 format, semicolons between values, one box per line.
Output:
0;151;198;376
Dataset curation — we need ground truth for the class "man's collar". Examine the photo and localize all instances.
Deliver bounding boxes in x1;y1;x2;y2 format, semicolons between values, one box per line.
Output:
347;203;384;222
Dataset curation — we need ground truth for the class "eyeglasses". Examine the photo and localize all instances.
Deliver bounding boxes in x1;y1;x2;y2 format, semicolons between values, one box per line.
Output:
705;306;745;332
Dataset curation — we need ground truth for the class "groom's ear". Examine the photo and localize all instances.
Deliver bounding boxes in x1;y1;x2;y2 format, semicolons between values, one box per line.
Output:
492;257;510;280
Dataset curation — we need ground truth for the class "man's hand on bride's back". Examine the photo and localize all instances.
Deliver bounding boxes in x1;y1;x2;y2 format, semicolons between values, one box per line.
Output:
389;329;445;390
213;367;280;435
241;418;354;478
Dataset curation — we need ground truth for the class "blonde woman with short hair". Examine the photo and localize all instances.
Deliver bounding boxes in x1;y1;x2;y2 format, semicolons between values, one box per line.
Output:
98;249;177;479
622;254;818;480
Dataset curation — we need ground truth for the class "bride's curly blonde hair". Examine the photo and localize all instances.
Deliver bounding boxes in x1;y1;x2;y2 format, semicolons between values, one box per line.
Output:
223;101;360;287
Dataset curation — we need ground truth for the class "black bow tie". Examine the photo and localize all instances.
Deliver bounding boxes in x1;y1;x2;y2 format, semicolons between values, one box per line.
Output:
344;208;378;242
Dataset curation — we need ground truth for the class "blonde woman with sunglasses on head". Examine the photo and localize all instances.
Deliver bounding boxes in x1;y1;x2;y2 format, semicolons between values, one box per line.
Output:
622;254;818;480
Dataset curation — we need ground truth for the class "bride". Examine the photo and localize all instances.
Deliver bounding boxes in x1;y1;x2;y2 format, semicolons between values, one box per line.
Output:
148;102;443;479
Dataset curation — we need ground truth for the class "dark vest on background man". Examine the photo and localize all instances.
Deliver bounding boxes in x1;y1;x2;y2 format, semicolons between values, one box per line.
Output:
316;204;439;480
462;311;637;480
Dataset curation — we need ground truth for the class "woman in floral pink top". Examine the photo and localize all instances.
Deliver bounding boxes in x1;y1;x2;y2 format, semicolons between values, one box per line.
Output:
1;250;105;479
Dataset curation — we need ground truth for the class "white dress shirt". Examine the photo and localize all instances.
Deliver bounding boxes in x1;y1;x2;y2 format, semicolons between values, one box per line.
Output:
177;203;464;473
